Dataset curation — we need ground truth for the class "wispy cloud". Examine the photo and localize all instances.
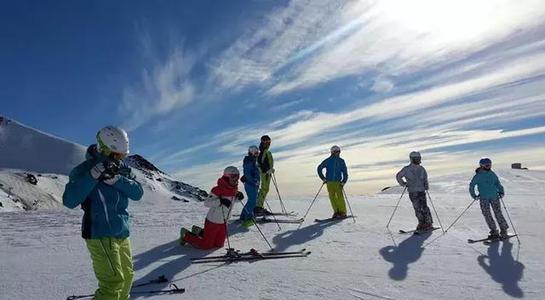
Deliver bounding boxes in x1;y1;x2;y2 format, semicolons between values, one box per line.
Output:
120;46;196;131
267;0;545;95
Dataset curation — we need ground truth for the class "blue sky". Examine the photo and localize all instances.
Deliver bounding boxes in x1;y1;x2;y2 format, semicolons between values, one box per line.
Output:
2;0;545;195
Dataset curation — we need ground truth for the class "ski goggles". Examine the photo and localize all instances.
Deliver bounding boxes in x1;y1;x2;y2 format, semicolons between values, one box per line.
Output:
226;174;240;180
110;151;127;160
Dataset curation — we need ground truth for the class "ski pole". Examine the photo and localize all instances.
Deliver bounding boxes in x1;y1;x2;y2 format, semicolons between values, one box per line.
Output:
386;186;406;229
342;187;356;223
221;205;233;251
301;182;325;221
271;173;288;214
240;198;275;250
426;190;445;233
499;195;521;244
444;198;477;233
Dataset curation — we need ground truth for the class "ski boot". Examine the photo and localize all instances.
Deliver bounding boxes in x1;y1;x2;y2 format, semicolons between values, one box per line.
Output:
500;228;509;239
179;228;190;246
331;212;339;219
487;229;500;240
254;207;272;216
337;212;347;219
421;223;434;231
241;219;255;228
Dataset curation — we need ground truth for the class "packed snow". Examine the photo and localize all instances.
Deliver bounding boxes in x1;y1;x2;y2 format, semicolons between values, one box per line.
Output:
1;168;545;299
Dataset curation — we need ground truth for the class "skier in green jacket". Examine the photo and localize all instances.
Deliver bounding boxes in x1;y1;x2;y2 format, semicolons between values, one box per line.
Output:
255;135;274;216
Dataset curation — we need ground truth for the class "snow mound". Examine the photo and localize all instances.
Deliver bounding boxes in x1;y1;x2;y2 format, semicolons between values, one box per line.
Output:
0;116;86;175
0;170;68;211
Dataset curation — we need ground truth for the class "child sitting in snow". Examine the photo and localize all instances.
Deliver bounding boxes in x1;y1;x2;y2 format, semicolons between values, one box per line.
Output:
180;166;244;249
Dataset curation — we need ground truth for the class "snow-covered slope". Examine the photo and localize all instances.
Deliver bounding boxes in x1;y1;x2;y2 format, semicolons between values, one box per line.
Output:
1;168;543;299
0;116;86;175
0;116;207;211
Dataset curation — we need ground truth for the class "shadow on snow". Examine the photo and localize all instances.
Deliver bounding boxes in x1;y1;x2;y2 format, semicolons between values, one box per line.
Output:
272;219;343;252
131;239;214;298
478;240;525;298
379;232;433;281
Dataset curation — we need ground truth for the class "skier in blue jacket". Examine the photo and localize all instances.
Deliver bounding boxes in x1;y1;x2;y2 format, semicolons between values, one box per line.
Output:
63;126;143;300
469;158;509;240
317;145;349;218
240;145;260;227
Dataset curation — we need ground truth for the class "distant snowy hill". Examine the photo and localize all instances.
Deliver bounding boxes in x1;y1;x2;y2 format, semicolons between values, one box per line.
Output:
0;116;86;175
0;116;207;211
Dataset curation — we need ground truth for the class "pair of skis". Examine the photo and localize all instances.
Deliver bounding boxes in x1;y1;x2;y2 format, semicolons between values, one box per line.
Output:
255;216;304;224
398;227;442;235
234;211;304;224
66;276;184;299
191;248;311;264
468;234;518;245
314;215;356;223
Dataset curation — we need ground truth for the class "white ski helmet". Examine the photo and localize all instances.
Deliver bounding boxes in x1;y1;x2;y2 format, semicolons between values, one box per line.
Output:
223;166;240;178
330;145;341;154
248;145;259;156
96;126;130;156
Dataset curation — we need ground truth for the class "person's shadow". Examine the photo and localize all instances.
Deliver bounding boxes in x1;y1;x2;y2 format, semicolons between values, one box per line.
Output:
131;239;213;298
272;219;343;252
379;232;432;281
478;240;525;298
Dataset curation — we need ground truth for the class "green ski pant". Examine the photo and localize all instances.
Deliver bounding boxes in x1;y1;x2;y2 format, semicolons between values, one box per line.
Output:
85;237;134;300
327;182;346;214
256;171;271;208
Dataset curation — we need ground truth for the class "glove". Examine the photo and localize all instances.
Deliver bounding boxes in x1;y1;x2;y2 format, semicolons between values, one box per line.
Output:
220;197;232;208
322;179;327;184
240;175;246;183
473;195;480;200
498;192;505;198
90;163;106;180
340;182;346;187
103;175;121;186
236;191;244;201
266;168;275;175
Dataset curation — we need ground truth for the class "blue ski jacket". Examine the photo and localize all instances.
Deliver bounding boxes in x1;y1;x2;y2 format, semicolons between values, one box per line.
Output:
317;155;348;183
469;168;504;201
243;155;260;186
63;145;143;239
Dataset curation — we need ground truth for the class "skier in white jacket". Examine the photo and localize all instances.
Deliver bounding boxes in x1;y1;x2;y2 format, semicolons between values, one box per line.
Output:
179;166;244;249
396;151;433;231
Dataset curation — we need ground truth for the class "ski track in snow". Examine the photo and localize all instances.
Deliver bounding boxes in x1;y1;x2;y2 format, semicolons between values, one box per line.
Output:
2;169;545;299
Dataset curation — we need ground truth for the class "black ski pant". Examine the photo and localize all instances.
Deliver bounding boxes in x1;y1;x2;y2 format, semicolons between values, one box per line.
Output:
479;199;508;231
408;191;433;225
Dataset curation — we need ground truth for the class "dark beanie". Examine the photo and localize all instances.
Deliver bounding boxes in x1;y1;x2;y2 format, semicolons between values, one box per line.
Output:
261;135;271;141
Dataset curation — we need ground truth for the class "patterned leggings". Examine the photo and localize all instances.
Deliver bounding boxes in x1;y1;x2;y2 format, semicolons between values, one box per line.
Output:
479;199;508;231
408;192;433;224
